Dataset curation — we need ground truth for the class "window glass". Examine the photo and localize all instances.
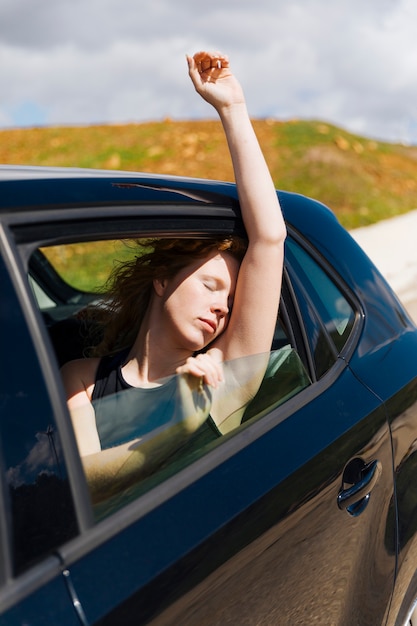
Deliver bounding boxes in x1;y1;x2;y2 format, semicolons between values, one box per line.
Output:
285;237;356;377
29;238;311;521
0;256;78;575
91;349;311;521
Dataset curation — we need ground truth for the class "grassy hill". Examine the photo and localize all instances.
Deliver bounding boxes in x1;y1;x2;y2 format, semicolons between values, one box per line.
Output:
1;118;416;229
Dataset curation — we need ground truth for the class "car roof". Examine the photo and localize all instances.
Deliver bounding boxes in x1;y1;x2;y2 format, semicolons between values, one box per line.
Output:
0;164;336;226
0;162;342;277
1;165;410;347
0;165;242;212
0;163;353;286
0;164;225;183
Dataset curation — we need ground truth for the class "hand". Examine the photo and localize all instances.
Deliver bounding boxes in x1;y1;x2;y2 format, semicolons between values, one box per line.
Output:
187;51;245;112
176;352;224;389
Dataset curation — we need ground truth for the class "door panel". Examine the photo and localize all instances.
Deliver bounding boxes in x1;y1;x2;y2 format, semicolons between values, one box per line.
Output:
151;375;394;626
0;244;82;622
0;567;82;626
385;378;417;625
66;366;395;625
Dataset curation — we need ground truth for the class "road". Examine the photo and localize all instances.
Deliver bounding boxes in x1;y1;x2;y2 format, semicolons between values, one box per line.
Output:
405;299;417;324
350;210;417;323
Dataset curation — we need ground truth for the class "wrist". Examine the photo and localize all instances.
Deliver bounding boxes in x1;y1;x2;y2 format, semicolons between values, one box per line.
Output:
217;101;249;125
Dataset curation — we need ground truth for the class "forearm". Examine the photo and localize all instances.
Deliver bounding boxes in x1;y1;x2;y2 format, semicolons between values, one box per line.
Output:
218;102;286;245
82;375;212;504
81;442;146;504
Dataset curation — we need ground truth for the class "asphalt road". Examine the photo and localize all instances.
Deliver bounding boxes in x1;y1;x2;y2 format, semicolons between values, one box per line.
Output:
350;210;417;323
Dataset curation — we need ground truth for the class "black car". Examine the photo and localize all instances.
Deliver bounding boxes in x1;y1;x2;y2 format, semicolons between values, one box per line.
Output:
1;165;417;625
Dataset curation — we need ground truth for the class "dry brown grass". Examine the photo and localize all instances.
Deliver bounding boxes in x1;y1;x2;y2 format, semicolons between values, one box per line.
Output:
1;118;416;228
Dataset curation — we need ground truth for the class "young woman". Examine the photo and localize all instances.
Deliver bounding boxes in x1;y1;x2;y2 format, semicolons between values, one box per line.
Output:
62;51;286;503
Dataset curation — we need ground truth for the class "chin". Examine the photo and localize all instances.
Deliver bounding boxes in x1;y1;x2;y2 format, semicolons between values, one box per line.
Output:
188;337;211;354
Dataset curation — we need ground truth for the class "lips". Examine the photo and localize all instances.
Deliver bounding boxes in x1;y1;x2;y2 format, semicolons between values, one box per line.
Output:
199;318;217;333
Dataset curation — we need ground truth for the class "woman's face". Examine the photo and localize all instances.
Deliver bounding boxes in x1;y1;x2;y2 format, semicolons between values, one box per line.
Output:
154;251;240;352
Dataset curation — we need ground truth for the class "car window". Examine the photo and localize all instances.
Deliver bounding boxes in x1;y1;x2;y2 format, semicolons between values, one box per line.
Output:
91;349;311;521
28;239;311;520
0;255;78;576
285;236;356;378
40;240;141;293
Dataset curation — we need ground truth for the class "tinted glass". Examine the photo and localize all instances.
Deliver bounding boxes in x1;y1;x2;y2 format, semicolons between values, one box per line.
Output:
91;350;311;521
0;256;78;574
286;237;356;377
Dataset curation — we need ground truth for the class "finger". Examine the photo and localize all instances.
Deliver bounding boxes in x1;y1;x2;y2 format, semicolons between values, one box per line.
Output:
177;355;223;388
177;366;209;392
186;54;198;79
194;354;224;386
192;51;229;74
187;360;215;386
193;50;227;65
176;359;206;379
186;54;205;92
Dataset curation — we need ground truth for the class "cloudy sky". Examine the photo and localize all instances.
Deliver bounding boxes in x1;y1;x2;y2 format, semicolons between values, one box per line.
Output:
1;0;416;144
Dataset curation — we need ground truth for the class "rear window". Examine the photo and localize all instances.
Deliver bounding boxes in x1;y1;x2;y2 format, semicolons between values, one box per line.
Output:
286;237;356;378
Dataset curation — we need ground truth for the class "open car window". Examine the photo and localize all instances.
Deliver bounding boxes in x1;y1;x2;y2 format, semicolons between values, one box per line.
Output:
40;240;142;293
28;239;311;521
29;240;141;317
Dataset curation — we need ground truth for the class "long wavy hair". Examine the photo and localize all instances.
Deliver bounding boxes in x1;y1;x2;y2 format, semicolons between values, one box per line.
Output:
89;236;247;356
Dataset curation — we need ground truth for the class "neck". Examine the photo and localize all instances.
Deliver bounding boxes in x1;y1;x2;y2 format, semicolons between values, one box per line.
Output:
123;321;193;387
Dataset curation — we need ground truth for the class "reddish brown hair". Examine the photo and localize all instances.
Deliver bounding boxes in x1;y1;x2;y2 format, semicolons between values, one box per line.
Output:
90;236;247;356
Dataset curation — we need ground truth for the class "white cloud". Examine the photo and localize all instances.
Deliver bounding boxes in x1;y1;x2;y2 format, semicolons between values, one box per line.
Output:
0;0;416;143
6;429;61;488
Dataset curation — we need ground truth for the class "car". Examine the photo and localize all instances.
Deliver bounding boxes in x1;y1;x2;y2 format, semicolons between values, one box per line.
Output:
1;164;417;626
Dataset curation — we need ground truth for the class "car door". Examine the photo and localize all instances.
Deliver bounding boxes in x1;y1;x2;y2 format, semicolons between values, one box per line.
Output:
6;206;397;625
58;367;393;626
0;246;85;625
50;232;396;625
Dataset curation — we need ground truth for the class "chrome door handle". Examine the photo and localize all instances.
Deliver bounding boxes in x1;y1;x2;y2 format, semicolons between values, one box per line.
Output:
337;459;382;516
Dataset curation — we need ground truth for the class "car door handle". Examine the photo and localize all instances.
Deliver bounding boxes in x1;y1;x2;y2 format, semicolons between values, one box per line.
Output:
337;459;382;516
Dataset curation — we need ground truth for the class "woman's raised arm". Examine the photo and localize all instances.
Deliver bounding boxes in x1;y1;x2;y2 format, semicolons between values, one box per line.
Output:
187;52;286;362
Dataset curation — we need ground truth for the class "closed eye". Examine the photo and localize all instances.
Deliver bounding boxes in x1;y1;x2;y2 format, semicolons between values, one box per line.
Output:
202;276;218;291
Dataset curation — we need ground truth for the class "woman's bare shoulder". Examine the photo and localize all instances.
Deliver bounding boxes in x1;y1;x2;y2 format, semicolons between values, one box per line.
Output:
61;356;100;375
61;357;101;396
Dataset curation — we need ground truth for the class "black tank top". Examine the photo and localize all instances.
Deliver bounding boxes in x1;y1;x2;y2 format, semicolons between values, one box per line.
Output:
92;350;132;400
91;351;221;451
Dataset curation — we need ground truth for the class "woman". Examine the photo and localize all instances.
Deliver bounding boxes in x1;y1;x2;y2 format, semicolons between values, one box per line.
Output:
62;50;286;502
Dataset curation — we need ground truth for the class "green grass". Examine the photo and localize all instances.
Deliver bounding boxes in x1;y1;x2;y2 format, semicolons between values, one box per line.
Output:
269;121;417;228
41;240;141;292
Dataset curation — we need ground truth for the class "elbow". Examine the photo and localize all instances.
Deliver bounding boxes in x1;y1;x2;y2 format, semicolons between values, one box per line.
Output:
274;208;287;244
259;220;287;247
278;221;287;245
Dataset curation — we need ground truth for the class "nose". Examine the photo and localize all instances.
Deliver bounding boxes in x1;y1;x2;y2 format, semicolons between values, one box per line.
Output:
211;299;229;318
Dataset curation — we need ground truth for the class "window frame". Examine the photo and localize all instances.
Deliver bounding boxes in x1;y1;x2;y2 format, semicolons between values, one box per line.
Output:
0;222;91;614
1;207;365;593
6;206;246;528
284;227;364;382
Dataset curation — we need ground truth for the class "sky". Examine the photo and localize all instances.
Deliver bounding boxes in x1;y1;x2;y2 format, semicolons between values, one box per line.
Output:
1;0;417;145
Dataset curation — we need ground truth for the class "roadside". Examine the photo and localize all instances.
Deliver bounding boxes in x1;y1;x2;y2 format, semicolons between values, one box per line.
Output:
350;209;417;324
